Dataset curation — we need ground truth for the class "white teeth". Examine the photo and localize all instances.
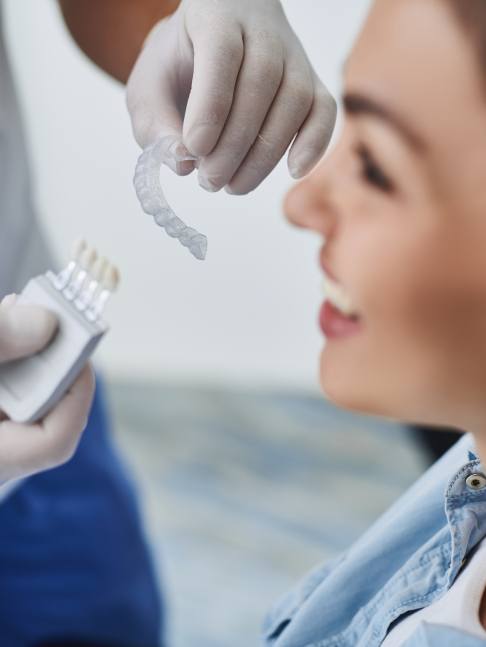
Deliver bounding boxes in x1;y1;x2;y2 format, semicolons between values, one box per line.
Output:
323;275;359;317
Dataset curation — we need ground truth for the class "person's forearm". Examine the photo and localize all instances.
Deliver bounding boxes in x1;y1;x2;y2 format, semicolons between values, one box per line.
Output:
58;0;180;83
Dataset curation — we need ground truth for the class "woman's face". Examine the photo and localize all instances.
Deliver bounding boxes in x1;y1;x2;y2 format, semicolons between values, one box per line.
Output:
285;0;486;430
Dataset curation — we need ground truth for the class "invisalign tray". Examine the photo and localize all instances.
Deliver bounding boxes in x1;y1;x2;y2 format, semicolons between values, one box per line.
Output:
133;135;208;260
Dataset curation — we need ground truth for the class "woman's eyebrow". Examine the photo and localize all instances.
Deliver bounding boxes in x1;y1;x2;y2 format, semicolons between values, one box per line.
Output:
343;91;426;152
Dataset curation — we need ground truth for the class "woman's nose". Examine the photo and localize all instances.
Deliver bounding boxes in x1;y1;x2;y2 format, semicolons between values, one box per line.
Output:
284;161;337;238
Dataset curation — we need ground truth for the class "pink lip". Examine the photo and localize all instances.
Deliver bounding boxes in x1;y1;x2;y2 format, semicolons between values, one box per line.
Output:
319;301;362;339
318;248;363;339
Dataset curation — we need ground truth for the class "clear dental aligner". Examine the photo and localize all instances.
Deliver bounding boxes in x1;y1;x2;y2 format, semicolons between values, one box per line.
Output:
51;239;120;322
133;135;208;261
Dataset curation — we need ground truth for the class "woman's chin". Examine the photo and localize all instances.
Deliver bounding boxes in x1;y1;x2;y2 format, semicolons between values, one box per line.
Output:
319;349;454;428
319;347;403;421
319;349;374;415
320;379;386;419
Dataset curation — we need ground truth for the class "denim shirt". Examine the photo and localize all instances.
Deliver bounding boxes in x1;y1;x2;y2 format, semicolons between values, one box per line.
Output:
262;434;486;647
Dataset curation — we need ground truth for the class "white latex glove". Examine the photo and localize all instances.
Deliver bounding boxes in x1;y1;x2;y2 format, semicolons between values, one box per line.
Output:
127;0;337;194
0;295;94;483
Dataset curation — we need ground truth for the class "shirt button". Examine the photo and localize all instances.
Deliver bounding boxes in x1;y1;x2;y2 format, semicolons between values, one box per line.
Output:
466;473;486;490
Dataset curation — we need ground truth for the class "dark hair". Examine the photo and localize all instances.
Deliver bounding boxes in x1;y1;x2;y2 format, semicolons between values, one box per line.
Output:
445;0;486;77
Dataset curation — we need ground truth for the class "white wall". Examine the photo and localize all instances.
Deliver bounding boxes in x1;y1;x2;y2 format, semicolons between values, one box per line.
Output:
3;0;370;389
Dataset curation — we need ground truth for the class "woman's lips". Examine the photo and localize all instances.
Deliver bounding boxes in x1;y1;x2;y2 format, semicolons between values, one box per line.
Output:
319;301;362;339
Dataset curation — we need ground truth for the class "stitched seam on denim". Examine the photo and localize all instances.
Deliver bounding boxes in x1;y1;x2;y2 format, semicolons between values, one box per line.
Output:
303;544;450;647
374;543;450;638
447;494;486;508
451;460;480;484
368;543;458;643
447;461;481;500
446;496;469;590
368;545;449;638
369;544;451;641
451;512;462;574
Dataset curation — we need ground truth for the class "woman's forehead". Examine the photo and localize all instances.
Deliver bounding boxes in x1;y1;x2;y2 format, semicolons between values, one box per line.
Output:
344;0;486;153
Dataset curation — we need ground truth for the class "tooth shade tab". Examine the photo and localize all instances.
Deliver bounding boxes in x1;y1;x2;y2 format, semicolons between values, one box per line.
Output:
71;238;87;261
53;239;88;290
79;247;97;271
84;263;120;322
101;265;120;292
74;257;107;312
91;257;108;282
48;240;120;319
322;274;358;318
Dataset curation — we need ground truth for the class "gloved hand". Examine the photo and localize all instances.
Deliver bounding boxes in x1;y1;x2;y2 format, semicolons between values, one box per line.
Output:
127;0;337;195
0;295;94;483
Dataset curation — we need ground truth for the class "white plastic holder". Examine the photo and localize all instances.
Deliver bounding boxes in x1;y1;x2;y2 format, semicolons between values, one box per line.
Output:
0;272;107;423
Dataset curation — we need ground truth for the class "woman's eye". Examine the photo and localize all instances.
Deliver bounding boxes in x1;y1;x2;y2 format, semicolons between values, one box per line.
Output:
356;144;394;193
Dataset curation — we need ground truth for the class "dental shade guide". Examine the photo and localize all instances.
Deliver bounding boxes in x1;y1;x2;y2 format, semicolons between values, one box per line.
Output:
133;135;208;260
0;240;119;423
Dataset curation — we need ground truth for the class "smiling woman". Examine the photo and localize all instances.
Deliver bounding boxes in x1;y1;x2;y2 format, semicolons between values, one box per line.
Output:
265;0;486;645
286;0;486;432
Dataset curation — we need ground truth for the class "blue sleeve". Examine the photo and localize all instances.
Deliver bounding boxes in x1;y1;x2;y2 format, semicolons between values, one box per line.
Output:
403;623;486;647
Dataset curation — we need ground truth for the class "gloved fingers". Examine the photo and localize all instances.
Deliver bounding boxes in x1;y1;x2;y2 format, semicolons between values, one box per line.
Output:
40;364;95;463
127;20;189;143
127;35;197;175
175;160;197;176
0;297;57;363
163;154;197;177
287;79;337;179
226;60;315;195
196;33;285;192
127;64;182;149
140;134;197;179
1;293;17;308
182;27;244;157
128;87;197;177
0;365;94;481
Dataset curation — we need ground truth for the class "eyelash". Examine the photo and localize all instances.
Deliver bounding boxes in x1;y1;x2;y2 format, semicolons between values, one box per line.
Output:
355;144;394;193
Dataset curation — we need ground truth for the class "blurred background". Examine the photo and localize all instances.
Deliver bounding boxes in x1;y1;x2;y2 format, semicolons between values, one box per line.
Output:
3;1;434;645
